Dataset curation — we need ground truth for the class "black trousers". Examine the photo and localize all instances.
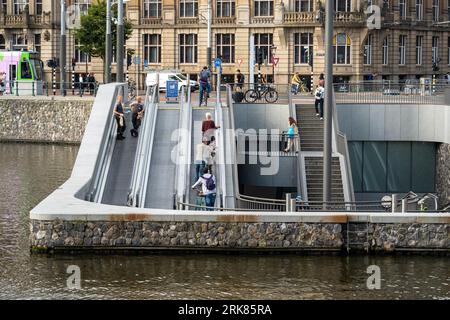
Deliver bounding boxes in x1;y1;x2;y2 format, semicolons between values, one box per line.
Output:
132;113;141;130
315;98;324;118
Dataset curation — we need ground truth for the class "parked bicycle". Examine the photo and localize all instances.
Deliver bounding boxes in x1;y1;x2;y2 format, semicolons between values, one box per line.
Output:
244;83;278;103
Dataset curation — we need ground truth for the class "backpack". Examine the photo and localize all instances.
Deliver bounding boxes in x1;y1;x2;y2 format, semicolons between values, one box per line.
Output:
200;70;209;83
203;175;216;191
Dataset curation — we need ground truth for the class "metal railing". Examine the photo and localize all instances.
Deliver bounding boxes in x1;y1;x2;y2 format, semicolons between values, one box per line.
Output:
84;84;124;202
333;82;449;105
229;83;297;104
236;132;300;157
0;80;99;97
127;84;159;207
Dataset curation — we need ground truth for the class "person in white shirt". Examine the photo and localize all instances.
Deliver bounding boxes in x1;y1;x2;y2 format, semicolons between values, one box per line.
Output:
194;137;210;181
192;167;217;211
314;84;325;120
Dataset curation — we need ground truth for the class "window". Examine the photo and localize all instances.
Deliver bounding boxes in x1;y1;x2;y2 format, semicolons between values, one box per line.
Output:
74;39;90;63
35;0;42;14
75;0;90;15
295;0;312;11
216;34;235;63
382;37;389;65
448;37;450;64
34;33;41;55
432;36;439;63
12;34;27;51
216;0;235;17
21;61;32;79
399;35;406;65
179;34;198;63
144;34;161;64
433;0;439;22
13;0;28;15
294;33;313;64
179;0;198;17
333;33;351;64
399;0;406;20
0;35;5;50
416;0;423;21
448;0;450;17
363;34;372;65
334;0;351;12
416;36;423;65
254;0;273;16
1;0;6;14
143;0;161;18
254;33;273;64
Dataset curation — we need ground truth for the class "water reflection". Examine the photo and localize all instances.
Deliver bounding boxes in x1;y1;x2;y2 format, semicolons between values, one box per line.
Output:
0;143;448;300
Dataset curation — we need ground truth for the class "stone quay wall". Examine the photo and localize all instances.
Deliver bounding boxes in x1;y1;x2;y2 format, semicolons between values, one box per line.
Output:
0;98;92;143
29;220;449;253
436;143;450;208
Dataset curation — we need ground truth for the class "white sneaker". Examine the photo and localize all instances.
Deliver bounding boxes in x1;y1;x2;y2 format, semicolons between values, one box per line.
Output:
316;113;319;116
320;117;324;120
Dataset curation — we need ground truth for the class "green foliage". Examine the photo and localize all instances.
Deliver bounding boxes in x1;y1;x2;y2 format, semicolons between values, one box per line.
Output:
74;0;133;61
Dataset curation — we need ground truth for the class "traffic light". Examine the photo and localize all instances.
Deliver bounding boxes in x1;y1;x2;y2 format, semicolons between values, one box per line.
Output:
127;52;132;68
432;62;439;72
257;48;264;65
46;58;59;68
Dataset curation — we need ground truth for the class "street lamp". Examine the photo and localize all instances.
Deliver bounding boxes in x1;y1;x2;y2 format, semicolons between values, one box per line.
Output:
271;45;277;84
111;0;129;83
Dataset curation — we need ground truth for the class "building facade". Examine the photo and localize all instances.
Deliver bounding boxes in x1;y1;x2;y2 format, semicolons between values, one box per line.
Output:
2;0;450;87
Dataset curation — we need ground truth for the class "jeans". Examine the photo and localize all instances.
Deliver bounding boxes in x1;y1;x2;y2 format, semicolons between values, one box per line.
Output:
195;161;206;182
315;98;324;118
199;82;211;105
204;193;216;211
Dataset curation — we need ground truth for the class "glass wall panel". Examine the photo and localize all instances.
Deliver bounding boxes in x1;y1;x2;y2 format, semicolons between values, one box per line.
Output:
362;142;387;192
387;142;411;192
348;142;363;192
411;142;436;192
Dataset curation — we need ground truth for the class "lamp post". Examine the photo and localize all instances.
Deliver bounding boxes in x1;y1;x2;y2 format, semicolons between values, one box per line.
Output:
271;45;277;83
60;0;66;96
323;0;334;208
105;0;112;83
116;0;124;82
207;0;212;69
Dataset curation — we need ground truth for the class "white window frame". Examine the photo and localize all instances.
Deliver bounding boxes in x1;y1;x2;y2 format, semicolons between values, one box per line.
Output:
143;0;162;18
295;0;312;12
35;0;42;15
179;33;198;64
74;39;91;63
216;33;235;63
416;36;423;65
13;0;28;15
433;0;440;22
334;0;351;12
399;0;406;20
399;35;406;65
416;0;423;21
144;34;161;64
382;37;389;65
333;33;351;65
363;34;373;65
179;0;198;18
432;36;439;63
74;0;90;15
294;33;313;65
12;33;27;51
216;0;235;17
254;0;274;17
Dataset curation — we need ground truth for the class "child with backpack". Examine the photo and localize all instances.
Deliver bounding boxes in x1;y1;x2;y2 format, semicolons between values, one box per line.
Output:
191;167;217;211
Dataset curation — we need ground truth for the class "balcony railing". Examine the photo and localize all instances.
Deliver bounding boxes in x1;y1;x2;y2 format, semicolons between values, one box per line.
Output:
283;11;315;25
213;16;236;25
176;17;199;25
1;13;51;27
140;17;162;25
4;14;25;26
252;16;274;24
333;11;365;25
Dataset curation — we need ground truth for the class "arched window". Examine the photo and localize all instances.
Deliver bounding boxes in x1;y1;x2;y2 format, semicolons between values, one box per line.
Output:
333;33;351;64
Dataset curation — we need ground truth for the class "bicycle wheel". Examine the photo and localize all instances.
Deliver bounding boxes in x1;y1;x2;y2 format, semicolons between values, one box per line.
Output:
265;88;278;103
244;89;259;103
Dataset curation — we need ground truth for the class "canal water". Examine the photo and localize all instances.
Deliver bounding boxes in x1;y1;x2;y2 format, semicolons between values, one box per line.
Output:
0;143;448;300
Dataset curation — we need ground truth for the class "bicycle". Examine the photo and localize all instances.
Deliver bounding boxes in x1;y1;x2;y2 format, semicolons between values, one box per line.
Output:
292;81;310;94
244;83;278;103
199;82;209;106
127;79;137;100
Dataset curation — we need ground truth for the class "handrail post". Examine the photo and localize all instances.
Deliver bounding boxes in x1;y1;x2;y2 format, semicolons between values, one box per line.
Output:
286;193;291;212
290;199;296;212
391;194;397;213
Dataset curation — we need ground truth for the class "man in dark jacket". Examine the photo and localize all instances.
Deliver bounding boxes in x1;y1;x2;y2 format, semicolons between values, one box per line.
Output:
130;96;144;137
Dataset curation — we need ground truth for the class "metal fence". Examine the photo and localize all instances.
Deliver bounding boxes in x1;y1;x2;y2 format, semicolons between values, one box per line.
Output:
0;80;99;97
333;81;449;105
229;83;296;104
236;132;300;157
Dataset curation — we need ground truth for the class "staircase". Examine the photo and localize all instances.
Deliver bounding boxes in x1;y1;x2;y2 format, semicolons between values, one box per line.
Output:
296;104;345;203
305;157;345;202
296;104;323;151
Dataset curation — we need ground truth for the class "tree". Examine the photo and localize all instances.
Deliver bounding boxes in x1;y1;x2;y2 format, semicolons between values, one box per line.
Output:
74;0;133;62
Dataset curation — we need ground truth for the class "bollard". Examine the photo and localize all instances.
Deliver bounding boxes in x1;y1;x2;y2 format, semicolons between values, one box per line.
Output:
32;81;35;96
391;194;397;213
15;81;18;96
285;193;291;212
401;199;407;213
290;199;296;212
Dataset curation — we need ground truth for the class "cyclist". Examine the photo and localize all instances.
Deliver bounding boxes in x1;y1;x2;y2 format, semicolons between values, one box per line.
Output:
291;72;302;94
198;66;211;107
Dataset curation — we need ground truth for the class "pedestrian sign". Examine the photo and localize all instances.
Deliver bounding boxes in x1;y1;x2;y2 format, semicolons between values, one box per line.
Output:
166;80;179;103
214;58;222;68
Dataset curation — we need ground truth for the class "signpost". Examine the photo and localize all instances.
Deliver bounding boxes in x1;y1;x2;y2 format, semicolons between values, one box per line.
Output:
272;57;279;66
166;80;178;103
